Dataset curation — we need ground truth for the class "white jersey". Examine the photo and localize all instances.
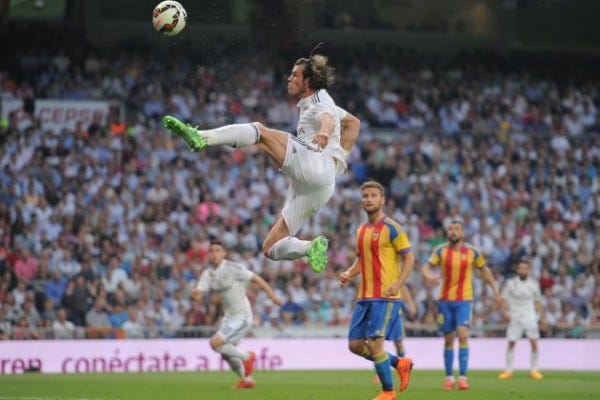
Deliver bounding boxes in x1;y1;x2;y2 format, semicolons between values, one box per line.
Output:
296;89;346;167
502;277;542;322
196;260;254;318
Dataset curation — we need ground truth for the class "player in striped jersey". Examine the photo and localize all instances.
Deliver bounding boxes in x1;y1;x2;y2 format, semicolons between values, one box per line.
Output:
422;220;501;390
163;47;360;274
339;181;415;400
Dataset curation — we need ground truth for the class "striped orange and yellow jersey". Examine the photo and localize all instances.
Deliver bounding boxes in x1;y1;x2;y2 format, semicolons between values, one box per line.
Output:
428;243;486;301
355;217;412;300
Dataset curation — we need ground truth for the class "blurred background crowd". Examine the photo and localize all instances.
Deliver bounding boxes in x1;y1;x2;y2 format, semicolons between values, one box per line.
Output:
1;15;599;341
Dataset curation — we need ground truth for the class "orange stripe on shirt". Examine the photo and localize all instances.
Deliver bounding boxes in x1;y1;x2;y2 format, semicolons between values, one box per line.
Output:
455;247;469;300
442;247;453;300
357;224;368;299
370;221;385;298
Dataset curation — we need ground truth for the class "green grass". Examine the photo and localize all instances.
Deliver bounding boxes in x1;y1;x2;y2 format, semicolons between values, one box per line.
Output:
1;370;599;400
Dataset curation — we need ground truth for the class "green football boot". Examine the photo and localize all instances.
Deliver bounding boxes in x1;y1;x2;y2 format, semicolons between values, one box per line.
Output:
307;235;329;273
162;115;207;152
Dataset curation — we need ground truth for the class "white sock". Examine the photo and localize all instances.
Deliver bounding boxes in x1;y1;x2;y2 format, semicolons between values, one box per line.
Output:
506;348;514;372
268;236;311;260
223;355;245;379
531;350;539;371
217;343;249;360
202;123;259;147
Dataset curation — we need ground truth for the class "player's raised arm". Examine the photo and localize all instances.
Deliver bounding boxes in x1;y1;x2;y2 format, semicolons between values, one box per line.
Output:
313;111;336;148
339;109;361;153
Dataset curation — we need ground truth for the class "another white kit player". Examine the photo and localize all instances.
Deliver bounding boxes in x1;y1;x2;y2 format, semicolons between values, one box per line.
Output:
191;241;282;389
498;259;545;380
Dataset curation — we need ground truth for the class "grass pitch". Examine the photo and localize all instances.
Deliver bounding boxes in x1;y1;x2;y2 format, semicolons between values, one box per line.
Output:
1;370;599;400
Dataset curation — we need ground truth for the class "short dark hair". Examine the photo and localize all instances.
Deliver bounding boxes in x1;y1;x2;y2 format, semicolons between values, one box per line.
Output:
295;54;335;90
209;240;224;248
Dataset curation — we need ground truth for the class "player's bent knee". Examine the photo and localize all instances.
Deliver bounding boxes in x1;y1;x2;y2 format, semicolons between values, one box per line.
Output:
254;122;267;137
348;341;363;355
262;243;272;259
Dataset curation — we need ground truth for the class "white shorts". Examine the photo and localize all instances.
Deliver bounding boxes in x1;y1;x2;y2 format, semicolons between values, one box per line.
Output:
506;319;540;341
280;136;336;235
216;316;252;345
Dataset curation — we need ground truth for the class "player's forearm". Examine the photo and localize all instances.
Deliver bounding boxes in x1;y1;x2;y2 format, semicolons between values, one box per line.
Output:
400;285;415;307
340;113;360;152
421;262;433;279
252;275;276;298
345;259;361;278
535;300;543;317
317;112;335;137
480;266;500;296
395;252;415;286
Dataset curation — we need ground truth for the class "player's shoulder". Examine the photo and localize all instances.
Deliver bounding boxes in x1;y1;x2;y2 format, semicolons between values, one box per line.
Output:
464;242;483;257
222;259;247;271
433;242;449;251
382;217;405;235
311;89;335;106
506;276;518;285
431;242;448;256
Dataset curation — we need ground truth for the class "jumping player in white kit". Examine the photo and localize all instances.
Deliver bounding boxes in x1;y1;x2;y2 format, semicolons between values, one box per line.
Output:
163;46;361;273
191;240;282;389
498;259;545;380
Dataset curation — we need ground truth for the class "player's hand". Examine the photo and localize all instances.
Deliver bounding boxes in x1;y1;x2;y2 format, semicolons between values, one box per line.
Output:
384;282;402;297
312;131;329;148
271;295;283;306
423;273;440;287
407;303;417;320
493;293;503;307
190;290;202;302
338;271;351;286
503;311;511;322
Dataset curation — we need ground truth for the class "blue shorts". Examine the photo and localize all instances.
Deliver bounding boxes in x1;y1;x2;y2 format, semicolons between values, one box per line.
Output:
348;300;404;340
437;301;472;334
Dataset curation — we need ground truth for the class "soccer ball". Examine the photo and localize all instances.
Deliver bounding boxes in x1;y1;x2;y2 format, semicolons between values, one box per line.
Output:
152;1;187;36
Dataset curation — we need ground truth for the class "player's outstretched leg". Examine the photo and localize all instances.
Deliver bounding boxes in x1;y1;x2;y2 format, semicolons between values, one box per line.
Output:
164;115;260;152
163;115;207;151
306;235;328;273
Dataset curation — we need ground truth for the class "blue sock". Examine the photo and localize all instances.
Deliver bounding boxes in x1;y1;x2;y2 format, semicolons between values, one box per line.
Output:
388;352;399;368
459;346;469;376
374;353;393;391
444;347;454;377
397;350;405;358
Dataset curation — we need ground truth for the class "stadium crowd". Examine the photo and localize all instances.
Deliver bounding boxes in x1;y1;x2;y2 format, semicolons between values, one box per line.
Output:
0;30;599;340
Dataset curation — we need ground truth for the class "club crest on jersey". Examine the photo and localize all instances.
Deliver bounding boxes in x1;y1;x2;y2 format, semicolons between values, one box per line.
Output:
372;232;380;239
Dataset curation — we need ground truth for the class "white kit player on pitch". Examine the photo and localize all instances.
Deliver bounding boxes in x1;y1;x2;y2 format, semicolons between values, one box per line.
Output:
163;45;361;273
191;240;282;389
498;259;545;380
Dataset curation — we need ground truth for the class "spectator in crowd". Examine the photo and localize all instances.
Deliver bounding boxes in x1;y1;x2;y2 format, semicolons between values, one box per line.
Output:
52;308;76;339
85;298;111;338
